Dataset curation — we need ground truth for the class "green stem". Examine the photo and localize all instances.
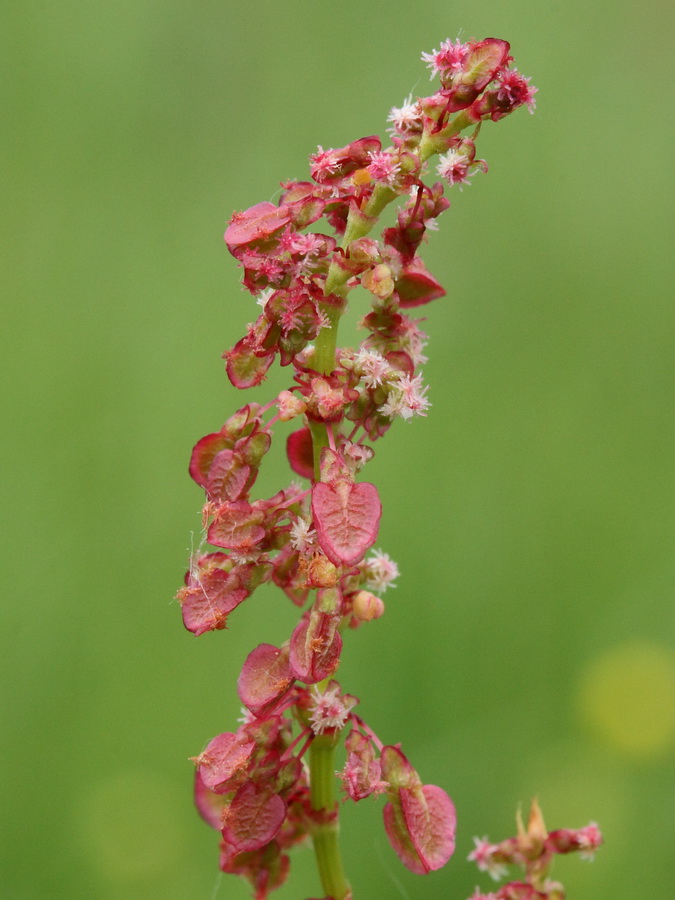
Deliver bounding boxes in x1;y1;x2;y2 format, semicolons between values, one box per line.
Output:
304;109;477;898
309;733;351;899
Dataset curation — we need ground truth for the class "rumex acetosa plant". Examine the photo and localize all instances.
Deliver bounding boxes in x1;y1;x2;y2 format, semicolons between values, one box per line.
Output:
176;36;601;900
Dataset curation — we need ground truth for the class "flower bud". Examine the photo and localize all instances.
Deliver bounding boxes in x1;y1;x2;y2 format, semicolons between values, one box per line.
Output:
352;590;385;622
303;552;339;588
277;389;307;421
362;263;395;300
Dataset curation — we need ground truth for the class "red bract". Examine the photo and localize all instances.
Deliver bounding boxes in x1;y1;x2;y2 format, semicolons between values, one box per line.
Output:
219;839;291;900
460;39;511;92
311;478;382;567
194;769;227;829
341;729;386;801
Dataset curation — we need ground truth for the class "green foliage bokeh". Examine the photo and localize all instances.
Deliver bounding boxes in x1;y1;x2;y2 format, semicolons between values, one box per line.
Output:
2;2;674;898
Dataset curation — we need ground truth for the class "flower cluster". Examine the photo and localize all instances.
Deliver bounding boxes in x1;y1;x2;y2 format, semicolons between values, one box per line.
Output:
192;679;457;896
468;800;603;899
177;36;538;899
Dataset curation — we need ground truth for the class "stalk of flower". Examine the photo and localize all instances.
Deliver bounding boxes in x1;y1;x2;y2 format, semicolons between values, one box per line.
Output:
177;35;544;900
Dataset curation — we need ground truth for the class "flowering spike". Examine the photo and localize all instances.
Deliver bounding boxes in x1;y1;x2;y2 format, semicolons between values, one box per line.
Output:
175;34;543;900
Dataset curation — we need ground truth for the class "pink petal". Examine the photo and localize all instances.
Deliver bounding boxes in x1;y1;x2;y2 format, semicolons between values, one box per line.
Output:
311;480;381;566
177;558;249;635
383;798;428;874
462;38;510;91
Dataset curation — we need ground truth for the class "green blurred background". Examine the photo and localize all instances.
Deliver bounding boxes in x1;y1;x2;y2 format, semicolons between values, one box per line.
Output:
3;1;674;898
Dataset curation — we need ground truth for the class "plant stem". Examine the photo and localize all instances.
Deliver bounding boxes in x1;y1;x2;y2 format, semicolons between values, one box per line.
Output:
309;733;351;899
309;297;351;892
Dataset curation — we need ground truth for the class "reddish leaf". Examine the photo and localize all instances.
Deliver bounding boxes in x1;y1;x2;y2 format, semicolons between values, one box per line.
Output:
311;480;382;566
238;643;294;716
221;782;286;852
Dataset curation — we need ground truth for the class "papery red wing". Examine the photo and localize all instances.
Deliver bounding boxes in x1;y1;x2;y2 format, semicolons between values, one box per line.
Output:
286;427;314;480
221;782;286;852
225;338;274;389
288;613;342;684
207;449;252;502
177;562;248;636
207;501;266;551
225;201;291;253
311;480;381;566
383;784;456;874
193;769;226;830
396;257;446;307
189;432;231;489
238;643;294;716
401;784;456;870
196;732;255;793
